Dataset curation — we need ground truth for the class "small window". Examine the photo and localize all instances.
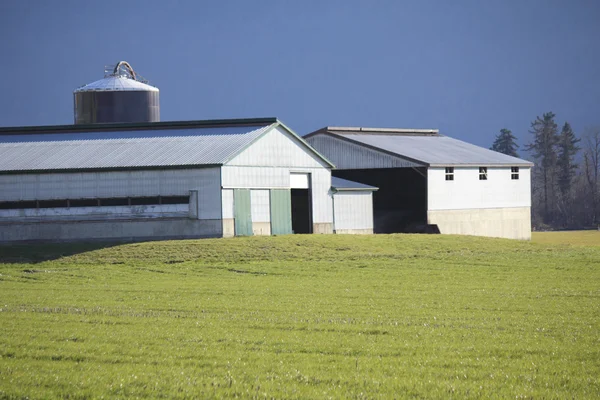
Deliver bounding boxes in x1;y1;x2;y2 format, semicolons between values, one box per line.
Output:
0;200;37;210
100;198;130;206
70;199;100;207
161;196;190;205
38;199;69;209
445;167;454;181
130;197;160;206
511;166;519;180
479;167;488;180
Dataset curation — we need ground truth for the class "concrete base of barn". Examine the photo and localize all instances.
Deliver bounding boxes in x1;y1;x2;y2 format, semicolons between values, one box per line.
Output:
0;218;222;243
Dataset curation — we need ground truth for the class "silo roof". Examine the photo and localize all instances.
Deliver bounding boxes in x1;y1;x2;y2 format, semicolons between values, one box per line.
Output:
74;76;159;92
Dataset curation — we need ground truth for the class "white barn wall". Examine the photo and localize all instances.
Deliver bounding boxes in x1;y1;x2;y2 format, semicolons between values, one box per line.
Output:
427;167;532;239
224;126;333;232
333;191;374;234
251;189;271;235
427;167;531;210
221;189;234;237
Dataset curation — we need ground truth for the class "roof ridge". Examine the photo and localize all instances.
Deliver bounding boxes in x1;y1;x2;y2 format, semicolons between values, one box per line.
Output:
326;126;439;135
0;118;279;136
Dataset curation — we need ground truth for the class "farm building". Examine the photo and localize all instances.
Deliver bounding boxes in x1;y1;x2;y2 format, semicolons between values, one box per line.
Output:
305;127;533;240
0;118;380;242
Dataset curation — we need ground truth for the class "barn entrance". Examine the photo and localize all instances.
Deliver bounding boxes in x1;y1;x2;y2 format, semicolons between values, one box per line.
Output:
290;173;313;234
332;167;428;233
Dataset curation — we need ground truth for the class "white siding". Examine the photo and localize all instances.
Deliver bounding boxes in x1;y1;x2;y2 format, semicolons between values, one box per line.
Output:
0;168;221;202
305;134;423;169
427;167;531;211
333;191;374;231
227;126;328;168
251;190;270;222
221;166;333;225
221;189;234;219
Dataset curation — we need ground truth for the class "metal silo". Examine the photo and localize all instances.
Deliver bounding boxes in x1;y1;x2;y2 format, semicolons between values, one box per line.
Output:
74;61;160;124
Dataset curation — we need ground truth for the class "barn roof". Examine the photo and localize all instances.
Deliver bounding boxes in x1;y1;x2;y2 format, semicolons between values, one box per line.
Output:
0;118;334;173
331;177;378;191
305;127;533;167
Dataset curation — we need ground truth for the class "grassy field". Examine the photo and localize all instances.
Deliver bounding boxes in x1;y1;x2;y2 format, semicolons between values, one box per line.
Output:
532;229;600;247
0;232;599;399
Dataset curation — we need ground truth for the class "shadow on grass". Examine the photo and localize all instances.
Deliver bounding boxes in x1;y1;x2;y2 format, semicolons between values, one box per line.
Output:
0;241;124;264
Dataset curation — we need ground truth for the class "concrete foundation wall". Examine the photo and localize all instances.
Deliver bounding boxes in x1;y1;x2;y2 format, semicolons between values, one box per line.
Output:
222;218;235;238
427;207;531;240
313;223;334;234
334;228;373;234
0;218;222;243
252;222;271;236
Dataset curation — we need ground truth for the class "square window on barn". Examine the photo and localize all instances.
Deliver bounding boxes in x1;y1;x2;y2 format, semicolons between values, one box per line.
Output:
445;167;454;181
511;166;519;180
479;167;487;180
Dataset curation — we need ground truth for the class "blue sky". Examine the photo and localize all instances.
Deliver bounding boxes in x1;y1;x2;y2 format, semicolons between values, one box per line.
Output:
0;1;599;150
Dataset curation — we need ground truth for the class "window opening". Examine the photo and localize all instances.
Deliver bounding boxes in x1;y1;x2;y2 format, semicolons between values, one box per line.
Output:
445;167;454;181
479;167;488;180
511;167;519;180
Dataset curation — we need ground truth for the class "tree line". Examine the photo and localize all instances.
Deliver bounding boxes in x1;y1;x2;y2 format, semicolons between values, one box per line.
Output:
490;112;600;230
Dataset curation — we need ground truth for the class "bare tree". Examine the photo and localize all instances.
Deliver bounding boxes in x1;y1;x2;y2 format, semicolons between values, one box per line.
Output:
583;127;600;226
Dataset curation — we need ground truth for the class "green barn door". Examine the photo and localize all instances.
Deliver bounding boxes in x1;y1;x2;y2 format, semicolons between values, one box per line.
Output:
270;189;293;235
234;189;253;236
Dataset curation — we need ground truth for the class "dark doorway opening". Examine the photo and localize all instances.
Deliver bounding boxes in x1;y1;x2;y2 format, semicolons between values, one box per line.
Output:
291;189;312;234
332;168;428;233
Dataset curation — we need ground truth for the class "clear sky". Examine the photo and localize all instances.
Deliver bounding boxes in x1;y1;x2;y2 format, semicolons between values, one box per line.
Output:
0;0;599;149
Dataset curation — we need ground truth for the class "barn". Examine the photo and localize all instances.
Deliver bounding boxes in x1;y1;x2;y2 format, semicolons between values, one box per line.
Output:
305;127;533;240
0;118;380;242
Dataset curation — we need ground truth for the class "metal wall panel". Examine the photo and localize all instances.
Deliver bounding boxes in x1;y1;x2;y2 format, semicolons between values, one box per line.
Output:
251;190;271;222
0;168;221;205
290;173;310;189
306;134;423;169
227;126;328;168
333;192;374;231
270;189;292;235
221;189;234;219
427;167;532;211
233;189;253;236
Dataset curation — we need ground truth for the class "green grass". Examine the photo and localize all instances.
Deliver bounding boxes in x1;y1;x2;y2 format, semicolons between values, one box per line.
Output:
533;229;600;247
0;233;599;399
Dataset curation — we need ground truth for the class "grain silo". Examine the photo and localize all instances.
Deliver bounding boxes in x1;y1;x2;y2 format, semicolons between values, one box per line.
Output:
73;61;159;124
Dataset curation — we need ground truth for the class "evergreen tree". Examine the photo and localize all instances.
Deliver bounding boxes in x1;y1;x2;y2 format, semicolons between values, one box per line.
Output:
490;128;519;157
526;112;559;223
556;122;580;197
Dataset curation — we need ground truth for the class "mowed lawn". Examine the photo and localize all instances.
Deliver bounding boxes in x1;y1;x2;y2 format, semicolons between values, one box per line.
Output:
0;233;599;399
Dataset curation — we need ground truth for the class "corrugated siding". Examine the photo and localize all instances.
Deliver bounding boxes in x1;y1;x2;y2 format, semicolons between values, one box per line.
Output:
427;167;532;210
305;134;423;169
251;190;270;222
270;189;292;235
233;189;253;236
227;126;328;168
322;132;533;167
0;168;222;219
221;189;234;219
0;204;189;221
333;192;374;231
0;124;274;172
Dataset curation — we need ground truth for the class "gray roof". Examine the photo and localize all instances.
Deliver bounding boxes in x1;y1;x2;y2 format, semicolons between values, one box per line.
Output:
0;123;274;172
307;127;533;167
331;177;378;191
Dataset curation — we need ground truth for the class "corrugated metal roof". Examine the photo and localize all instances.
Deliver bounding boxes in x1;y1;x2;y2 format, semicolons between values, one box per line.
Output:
0;124;274;172
331;177;378;191
74;76;159;92
308;128;533;167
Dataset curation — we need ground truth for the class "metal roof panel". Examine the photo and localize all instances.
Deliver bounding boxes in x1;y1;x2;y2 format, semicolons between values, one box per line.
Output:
0;124;274;172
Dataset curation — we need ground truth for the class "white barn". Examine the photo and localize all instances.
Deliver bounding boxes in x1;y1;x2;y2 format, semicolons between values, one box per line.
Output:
305;127;533;240
0;119;378;242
